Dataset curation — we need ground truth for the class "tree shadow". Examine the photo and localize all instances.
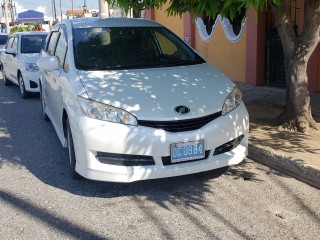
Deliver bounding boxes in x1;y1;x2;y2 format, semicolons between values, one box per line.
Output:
246;102;320;165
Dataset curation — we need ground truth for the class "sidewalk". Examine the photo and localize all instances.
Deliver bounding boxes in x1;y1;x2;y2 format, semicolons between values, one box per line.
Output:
237;83;320;189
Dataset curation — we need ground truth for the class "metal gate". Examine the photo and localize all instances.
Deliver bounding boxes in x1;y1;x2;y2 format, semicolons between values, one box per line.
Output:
266;28;286;87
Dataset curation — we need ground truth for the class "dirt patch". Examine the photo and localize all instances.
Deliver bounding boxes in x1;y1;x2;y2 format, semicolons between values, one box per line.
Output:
246;102;320;169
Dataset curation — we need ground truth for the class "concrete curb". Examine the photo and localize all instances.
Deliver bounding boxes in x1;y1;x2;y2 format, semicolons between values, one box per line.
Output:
248;144;320;189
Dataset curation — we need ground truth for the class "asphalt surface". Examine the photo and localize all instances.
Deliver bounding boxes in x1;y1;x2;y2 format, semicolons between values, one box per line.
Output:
1;80;320;239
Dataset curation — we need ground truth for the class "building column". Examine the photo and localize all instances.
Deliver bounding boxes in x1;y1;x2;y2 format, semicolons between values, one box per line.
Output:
183;13;195;48
307;45;320;92
245;7;266;86
145;9;154;20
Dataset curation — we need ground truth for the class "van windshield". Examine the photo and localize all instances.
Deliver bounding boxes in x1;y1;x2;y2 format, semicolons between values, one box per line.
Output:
73;27;205;70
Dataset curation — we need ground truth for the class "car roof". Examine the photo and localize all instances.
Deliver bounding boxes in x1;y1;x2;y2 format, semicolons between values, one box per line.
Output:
60;17;163;29
13;32;48;36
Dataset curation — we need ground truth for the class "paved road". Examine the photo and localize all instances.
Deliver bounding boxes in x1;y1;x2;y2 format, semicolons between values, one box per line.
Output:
1;79;319;240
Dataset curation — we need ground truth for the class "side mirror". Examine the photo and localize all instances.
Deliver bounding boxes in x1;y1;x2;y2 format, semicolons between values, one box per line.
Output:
37;56;59;71
5;48;16;57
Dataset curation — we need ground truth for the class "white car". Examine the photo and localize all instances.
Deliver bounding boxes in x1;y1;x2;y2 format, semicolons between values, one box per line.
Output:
37;18;249;182
1;32;47;98
0;33;9;68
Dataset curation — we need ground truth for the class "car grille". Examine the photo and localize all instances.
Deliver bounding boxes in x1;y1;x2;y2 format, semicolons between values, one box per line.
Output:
137;112;222;132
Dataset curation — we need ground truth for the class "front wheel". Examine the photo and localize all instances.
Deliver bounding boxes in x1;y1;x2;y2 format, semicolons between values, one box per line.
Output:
66;119;82;179
39;82;50;121
18;73;31;99
2;66;12;86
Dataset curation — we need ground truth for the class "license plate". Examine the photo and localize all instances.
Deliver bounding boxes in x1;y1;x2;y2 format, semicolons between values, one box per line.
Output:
171;140;205;163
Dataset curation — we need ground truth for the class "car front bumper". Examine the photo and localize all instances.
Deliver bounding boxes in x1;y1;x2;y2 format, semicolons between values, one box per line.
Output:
70;103;249;182
23;71;40;92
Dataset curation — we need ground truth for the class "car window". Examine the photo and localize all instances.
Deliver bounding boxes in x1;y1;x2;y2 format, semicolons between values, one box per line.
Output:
55;26;68;71
12;37;18;52
47;31;60;56
0;35;8;45
73;27;205;70
5;37;14;49
21;35;47;54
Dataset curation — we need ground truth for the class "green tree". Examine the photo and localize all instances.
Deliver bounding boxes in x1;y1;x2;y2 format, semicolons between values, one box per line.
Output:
106;0;320;133
10;23;35;34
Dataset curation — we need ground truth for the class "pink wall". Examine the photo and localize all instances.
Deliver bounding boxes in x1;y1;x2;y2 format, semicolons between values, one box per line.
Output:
245;8;266;86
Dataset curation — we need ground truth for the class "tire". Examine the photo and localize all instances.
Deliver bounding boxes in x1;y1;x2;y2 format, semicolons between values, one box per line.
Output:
39;82;50;121
18;73;31;99
66;119;82;179
2;66;12;86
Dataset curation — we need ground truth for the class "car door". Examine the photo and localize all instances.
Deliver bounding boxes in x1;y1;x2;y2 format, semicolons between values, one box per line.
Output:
9;34;20;83
42;30;60;127
2;36;17;83
50;25;69;136
43;26;69;139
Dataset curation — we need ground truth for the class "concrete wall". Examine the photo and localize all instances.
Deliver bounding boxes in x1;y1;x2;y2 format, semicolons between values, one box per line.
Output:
153;2;184;40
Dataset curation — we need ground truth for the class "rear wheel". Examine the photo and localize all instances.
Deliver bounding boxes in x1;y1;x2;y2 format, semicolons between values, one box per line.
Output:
18;73;31;99
66;119;82;179
2;66;12;86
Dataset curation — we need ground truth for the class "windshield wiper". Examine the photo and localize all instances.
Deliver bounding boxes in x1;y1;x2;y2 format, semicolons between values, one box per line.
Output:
159;59;204;67
111;62;160;70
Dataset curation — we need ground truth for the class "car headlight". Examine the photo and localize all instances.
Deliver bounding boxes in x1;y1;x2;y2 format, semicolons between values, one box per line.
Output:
222;86;242;115
77;96;137;126
25;62;39;72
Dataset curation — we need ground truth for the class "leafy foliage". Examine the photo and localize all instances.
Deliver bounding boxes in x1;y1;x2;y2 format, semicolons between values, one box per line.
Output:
106;0;281;20
10;23;36;34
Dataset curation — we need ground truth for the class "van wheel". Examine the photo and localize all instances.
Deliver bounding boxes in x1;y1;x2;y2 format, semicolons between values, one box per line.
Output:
18;73;31;99
2;67;12;86
66;119;82;179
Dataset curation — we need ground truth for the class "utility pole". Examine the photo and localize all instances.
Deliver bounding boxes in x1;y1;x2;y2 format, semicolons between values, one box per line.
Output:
4;0;10;33
99;0;109;19
59;0;62;20
13;1;17;22
71;0;73;19
51;0;57;23
83;0;87;17
9;0;12;25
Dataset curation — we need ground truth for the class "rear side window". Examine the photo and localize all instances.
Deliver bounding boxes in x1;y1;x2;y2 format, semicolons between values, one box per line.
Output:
55;25;68;71
21;35;47;54
12;37;18;52
46;31;60;56
5;37;14;49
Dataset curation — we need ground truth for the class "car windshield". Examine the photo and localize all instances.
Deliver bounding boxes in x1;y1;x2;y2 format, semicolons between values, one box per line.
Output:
0;35;8;45
21;35;47;53
73;27;205;70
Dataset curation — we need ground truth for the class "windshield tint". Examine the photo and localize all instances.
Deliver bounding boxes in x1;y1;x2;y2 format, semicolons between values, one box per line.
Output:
21;35;47;53
0;35;8;45
73;27;205;70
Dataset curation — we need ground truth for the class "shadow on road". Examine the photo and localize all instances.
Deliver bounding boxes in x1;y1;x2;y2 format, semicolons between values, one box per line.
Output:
0;81;259;205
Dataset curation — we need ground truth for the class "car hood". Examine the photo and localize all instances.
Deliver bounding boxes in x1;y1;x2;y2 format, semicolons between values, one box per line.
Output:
77;63;235;120
20;53;40;63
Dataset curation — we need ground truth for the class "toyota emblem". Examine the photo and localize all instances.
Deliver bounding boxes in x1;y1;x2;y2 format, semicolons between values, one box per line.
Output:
174;105;190;115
